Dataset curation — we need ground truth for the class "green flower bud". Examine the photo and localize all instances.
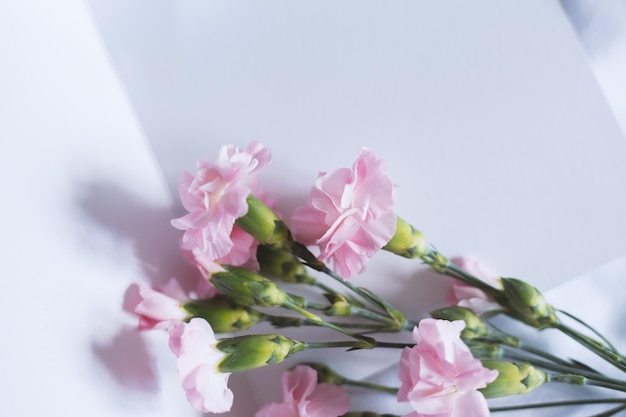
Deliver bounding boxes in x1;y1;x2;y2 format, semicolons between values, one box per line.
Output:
480;361;547;398
501;278;558;329
216;334;306;372
425;251;450;273
324;293;353;316
383;217;429;258
182;294;263;333
342;413;399;417
235;195;292;250
466;341;504;359
257;245;316;284
212;266;289;307
430;307;490;340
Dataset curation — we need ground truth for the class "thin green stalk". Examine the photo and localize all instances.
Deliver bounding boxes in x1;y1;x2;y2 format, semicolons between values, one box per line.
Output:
321;266;388;311
313;280;339;295
263;314;399;332
444;262;501;297
348;306;398;326
549;374;626;393
284;300;375;348
305;340;413;350
498;348;626;388
490;398;626;412
512;339;597;372
556;322;626;372
591;404;626;417
343;379;399;395
557;308;618;352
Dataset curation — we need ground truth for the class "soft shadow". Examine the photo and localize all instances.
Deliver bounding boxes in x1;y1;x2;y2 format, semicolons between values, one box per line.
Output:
92;326;159;392
75;180;197;289
76;180;198;400
384;262;455;323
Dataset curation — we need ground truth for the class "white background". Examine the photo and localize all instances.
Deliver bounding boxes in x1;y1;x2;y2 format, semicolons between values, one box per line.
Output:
1;1;626;416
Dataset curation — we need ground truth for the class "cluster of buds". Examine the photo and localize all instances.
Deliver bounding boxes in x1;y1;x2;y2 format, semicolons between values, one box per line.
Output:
216;334;306;373
141;142;626;417
480;361;547;398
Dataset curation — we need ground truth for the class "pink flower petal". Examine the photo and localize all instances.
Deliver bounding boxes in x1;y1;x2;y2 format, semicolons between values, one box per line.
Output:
447;257;502;315
172;141;271;262
291;148;395;279
254;365;349;417
129;279;189;330
398;319;497;417
168;319;233;414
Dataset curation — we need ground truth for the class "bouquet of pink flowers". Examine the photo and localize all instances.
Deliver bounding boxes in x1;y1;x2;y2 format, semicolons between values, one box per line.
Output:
128;142;626;417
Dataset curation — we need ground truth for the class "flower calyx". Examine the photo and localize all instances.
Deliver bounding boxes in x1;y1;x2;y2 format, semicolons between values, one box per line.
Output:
182;294;263;333
216;334;306;373
211;265;290;308
383;217;429;259
500;278;559;329
480;361;547;398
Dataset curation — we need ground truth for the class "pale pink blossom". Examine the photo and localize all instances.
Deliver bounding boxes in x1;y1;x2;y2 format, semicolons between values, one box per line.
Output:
129;278;189;330
168;318;233;413
291;148;396;279
255;365;349;417
172;141;271;261
448;257;502;315
398;318;498;417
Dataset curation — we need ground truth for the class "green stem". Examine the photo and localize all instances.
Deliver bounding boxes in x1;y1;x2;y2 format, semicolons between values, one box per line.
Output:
348;306;398;326
321;266;388;311
556;323;626;372
490;398;626;412
444;262;502;297
305;340;413;350
284;300;375;348
512;340;597;372
591;404;626;417
499;348;626;388
557;309;618;352
313;280;339;295
549;374;626;393
263;314;399;332
343;379;399;395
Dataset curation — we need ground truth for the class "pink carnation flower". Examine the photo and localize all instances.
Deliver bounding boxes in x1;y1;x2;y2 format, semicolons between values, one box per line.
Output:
129;278;189;330
255;365;349;417
171;141;271;261
398;318;498;417
448;257;502;315
291;148;396;279
168;318;233;413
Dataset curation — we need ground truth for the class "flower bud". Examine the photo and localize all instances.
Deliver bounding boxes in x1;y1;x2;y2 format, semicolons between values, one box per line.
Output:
480;361;547;398
257;245;316;284
382;217;429;258
466;342;504;359
430;306;490;340
323;293;354;316
501;278;558;329
211;266;289;307
182;295;263;333
235;195;292;250
342;413;398;417
216;334;306;372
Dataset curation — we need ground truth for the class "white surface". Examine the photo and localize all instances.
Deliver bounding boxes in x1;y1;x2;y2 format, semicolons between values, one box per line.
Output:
1;0;626;416
561;0;626;135
0;1;244;416
86;0;626;288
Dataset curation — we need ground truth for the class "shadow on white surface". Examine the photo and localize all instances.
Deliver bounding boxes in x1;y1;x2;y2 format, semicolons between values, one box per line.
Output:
75;180;197;289
92;326;159;393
